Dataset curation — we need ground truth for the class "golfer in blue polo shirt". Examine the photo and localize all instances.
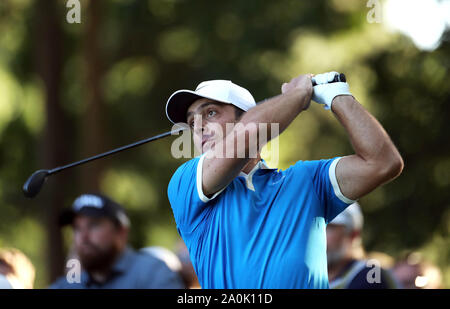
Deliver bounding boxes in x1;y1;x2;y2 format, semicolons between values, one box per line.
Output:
165;72;403;288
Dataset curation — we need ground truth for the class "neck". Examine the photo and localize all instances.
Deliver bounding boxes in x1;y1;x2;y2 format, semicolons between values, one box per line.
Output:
90;269;111;284
87;247;124;284
242;155;261;174
328;257;353;282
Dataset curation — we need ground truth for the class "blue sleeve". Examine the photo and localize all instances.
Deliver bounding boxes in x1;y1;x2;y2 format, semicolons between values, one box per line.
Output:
301;157;355;223
167;157;209;234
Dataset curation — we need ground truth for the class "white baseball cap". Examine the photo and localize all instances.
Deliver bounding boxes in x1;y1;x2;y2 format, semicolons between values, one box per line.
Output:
165;80;256;124
330;202;364;231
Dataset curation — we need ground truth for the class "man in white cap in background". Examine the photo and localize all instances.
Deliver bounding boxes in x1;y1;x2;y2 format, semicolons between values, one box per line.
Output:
166;73;403;288
327;202;400;289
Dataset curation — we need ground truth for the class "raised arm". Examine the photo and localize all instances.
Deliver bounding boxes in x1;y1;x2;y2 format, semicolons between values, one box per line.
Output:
331;95;404;200
202;74;313;197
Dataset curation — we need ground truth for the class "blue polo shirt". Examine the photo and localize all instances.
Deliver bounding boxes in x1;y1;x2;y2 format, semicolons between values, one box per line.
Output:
168;154;355;289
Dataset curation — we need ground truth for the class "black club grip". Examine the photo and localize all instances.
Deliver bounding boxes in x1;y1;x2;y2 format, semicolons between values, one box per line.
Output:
312;73;346;86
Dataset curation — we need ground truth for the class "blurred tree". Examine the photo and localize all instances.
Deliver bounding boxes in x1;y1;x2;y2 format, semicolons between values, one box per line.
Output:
81;0;106;191
34;0;70;282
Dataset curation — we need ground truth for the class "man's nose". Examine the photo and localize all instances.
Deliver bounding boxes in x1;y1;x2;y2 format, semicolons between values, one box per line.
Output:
193;116;206;134
76;228;90;243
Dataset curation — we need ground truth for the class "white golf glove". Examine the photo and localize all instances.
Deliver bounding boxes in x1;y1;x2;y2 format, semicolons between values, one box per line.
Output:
312;71;352;110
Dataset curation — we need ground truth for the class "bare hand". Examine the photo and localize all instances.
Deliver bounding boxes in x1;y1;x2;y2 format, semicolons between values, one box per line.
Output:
281;74;313;110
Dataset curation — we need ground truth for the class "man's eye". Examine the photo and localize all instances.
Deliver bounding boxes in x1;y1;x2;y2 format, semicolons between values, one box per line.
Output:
207;110;216;117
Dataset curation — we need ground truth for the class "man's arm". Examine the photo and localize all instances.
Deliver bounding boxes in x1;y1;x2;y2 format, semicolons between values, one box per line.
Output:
332;95;404;200
202;74;313;197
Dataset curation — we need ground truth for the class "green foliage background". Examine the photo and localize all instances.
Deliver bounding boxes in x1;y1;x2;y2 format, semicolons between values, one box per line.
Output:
0;0;448;288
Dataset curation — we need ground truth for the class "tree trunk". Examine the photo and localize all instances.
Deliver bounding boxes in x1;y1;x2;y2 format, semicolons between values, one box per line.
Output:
35;0;68;283
81;0;106;192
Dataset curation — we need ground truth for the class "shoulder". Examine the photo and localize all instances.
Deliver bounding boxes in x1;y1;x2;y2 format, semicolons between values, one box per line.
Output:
134;250;168;267
174;156;202;175
134;250;184;288
131;250;179;277
48;276;66;289
169;157;201;187
167;156;203;204
284;157;340;179
296;157;340;170
349;262;399;289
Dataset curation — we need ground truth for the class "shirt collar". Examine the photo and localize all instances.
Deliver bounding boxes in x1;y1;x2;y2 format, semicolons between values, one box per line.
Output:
238;159;272;177
238;159;275;191
112;247;134;274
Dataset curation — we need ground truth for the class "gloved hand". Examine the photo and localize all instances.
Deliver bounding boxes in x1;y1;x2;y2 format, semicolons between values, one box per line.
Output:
312;72;353;110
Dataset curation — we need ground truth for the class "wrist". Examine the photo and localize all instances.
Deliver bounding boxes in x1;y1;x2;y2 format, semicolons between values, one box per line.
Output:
331;95;357;112
294;87;312;109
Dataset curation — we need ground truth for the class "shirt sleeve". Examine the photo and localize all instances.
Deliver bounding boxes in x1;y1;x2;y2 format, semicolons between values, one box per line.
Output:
168;154;223;234
301;157;356;223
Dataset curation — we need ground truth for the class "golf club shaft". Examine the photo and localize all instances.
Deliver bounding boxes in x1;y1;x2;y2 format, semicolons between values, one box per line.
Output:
38;73;346;176
48;128;186;176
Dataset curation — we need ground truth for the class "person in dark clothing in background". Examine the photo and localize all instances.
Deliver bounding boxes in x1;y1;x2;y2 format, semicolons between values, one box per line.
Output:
327;202;400;289
50;193;184;289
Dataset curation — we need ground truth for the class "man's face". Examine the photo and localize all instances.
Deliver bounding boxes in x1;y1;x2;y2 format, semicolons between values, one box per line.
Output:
392;263;421;289
186;98;240;153
73;215;126;272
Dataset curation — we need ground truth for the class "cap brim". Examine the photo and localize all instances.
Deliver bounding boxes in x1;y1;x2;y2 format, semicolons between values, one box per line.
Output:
165;90;230;124
58;208;110;226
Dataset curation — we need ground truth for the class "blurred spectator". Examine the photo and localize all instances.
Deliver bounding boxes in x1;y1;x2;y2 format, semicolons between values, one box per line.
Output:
365;251;396;269
0;248;35;289
392;252;442;289
327;202;400;289
175;240;200;289
50;193;184;289
141;246;182;273
141;246;189;287
142;242;201;288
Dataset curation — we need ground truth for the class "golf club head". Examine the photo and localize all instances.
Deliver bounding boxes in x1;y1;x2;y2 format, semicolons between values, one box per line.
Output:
23;169;49;198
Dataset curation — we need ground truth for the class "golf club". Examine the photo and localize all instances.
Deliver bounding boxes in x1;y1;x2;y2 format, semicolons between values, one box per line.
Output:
23;73;345;198
312;73;346;86
23;126;187;198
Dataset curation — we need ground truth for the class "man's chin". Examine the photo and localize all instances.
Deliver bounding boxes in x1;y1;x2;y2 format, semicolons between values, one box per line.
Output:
78;247;119;272
326;248;347;266
201;145;210;153
201;141;215;153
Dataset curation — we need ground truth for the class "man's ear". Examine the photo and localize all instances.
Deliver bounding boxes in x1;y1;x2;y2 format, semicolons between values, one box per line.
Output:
234;107;245;121
116;224;129;242
121;226;129;238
